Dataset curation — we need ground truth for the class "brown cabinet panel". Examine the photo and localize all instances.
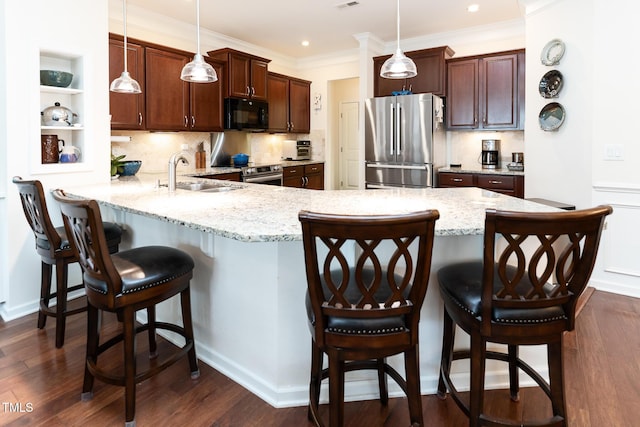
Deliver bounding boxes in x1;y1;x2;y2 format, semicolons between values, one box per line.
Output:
189;58;224;131
438;171;524;198
208;48;271;101
109;36;145;130
267;73;289;132
283;163;324;190
447;49;524;131
199;172;241;182
439;172;474;187
373;46;453;97
145;47;189;131
267;73;311;133
445;59;478;129
481;54;518;129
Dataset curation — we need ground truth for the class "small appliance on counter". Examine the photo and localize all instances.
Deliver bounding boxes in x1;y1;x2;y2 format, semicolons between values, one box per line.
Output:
282;140;311;161
481;139;500;169
507;152;524;171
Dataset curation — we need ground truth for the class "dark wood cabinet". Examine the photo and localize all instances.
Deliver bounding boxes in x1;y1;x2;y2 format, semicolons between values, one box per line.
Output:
199;172;241;182
267;72;311;133
208;48;270;101
373;46;454;97
283;163;324;190
446;49;525;130
144;46;223;131
189;58;224;131
109;36;145;130
439;171;524;198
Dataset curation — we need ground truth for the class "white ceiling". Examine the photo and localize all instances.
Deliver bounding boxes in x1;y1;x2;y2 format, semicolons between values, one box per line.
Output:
124;0;524;58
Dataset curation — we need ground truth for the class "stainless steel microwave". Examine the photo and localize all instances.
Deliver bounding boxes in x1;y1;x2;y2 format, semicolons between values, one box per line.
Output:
224;98;269;131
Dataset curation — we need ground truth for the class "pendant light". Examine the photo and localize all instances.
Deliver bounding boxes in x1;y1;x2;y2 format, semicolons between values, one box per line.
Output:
380;0;417;79
181;0;217;83
110;0;142;93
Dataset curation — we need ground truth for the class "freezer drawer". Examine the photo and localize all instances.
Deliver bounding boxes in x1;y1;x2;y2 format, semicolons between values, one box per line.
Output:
365;163;433;188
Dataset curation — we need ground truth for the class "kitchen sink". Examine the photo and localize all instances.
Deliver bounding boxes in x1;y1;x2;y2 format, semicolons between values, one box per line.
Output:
175;181;242;192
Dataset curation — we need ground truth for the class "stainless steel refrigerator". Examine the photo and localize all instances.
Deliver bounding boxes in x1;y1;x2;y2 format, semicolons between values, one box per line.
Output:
364;93;446;188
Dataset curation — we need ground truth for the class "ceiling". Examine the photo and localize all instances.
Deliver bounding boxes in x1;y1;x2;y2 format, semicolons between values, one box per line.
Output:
124;0;524;58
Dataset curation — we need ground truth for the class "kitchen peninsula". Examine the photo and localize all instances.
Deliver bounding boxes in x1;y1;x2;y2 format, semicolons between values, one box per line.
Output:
62;176;558;408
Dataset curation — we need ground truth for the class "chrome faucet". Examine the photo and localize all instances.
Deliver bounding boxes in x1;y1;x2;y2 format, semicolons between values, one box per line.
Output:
168;152;189;192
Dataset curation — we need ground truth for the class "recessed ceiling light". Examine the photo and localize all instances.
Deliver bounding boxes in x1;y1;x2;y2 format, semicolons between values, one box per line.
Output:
467;4;480;13
302;40;310;47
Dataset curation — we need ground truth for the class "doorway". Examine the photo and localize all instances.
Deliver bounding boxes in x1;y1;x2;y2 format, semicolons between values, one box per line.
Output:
339;101;359;190
328;77;359;190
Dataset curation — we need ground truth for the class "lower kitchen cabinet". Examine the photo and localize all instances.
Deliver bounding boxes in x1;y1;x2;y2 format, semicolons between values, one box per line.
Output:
283;163;324;190
439;171;524;198
199;172;241;182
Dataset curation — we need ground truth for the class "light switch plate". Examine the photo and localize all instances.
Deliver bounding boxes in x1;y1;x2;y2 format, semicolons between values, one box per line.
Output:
604;144;624;161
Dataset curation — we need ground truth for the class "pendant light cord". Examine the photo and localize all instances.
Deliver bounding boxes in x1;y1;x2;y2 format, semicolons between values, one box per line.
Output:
396;0;400;50
122;0;128;72
196;0;202;55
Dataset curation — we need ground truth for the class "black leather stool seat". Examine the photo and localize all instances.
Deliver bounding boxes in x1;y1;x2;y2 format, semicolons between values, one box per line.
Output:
306;268;408;335
438;261;567;325
84;246;195;298
39;223;122;255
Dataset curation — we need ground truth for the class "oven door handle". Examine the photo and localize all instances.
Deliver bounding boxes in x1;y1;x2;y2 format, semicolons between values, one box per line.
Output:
243;174;283;184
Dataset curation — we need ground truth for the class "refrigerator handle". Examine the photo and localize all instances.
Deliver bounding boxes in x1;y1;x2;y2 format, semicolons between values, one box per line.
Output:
396;104;402;154
389;103;395;156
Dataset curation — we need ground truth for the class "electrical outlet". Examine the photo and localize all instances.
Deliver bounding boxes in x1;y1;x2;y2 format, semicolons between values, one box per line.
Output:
604;144;624;161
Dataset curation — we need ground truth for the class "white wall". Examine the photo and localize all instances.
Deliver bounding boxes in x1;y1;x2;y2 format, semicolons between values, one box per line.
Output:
0;0;111;319
522;0;640;297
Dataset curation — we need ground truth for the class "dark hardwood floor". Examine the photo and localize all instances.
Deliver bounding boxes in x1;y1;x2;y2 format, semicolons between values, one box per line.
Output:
1;289;638;426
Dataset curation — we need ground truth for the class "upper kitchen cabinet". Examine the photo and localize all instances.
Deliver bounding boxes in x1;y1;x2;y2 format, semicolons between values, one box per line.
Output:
446;49;525;130
109;34;145;130
373;46;454;97
144;45;223;131
268;72;311;133
208;48;270;101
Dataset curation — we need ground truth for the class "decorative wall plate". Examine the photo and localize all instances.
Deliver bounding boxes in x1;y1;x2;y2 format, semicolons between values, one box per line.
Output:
541;39;565;66
539;102;566;131
539;70;564;98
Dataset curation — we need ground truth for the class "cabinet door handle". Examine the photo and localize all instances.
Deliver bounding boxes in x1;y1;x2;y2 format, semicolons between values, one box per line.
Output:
489;180;502;184
251;87;255;97
246;86;251;96
191;116;196;128
184;116;189;128
138;113;143;126
452;178;463;182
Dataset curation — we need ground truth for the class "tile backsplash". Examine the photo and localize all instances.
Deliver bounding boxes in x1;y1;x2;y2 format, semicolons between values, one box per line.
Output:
447;130;525;169
110;130;324;173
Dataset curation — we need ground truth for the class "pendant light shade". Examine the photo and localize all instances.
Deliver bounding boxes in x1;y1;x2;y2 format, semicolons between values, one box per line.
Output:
110;0;142;93
181;0;217;83
380;0;417;79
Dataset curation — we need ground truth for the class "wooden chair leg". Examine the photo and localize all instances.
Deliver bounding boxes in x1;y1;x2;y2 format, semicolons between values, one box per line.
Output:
147;305;157;358
376;357;389;405
54;258;68;348
404;346;424;426
123;307;137;426
308;342;323;423
38;261;53;329
180;288;200;378
469;331;486;427
437;309;455;398
508;344;520;401
82;304;100;401
547;339;567;424
328;350;345;427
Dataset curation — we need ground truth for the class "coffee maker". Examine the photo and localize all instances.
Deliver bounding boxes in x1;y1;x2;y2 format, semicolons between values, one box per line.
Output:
481;139;500;169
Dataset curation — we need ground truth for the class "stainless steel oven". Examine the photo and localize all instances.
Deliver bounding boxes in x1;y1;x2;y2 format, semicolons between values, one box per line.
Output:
241;164;283;186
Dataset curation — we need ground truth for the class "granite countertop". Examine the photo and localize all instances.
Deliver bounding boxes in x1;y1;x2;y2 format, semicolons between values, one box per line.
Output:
439;166;524;176
63;174;556;243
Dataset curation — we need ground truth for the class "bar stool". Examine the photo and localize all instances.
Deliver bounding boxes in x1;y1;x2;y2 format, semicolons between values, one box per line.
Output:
53;189;199;427
299;209;439;427
13;176;122;348
436;206;612;427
